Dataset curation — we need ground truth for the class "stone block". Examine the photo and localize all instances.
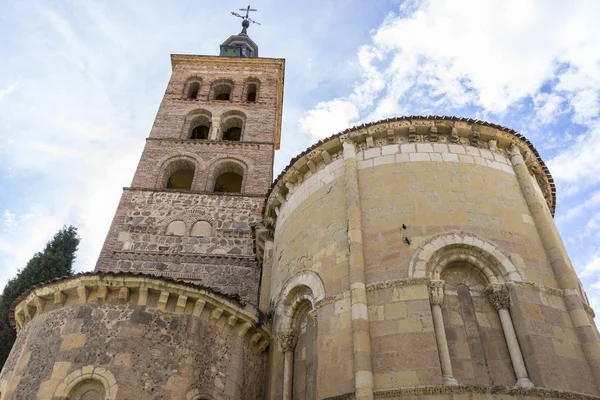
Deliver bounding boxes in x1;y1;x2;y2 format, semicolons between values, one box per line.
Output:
60;333;87;350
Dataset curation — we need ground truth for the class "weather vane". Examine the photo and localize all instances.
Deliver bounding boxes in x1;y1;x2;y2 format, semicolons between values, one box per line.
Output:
231;4;261;35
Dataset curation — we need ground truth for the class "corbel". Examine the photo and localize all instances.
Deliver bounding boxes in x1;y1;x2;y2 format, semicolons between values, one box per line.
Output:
175;295;188;314
210;307;224;323
238;322;252;338
34;296;46;313
54;291;67;307
138;287;149;306
119;287;130;302
408;126;417;142
192;299;206;317
450;127;459;143
320;149;332;164
429;126;438;142
77;285;88;304
157;291;170;310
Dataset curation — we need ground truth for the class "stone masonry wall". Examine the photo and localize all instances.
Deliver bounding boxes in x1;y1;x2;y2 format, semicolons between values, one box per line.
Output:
96;190;263;304
266;137;599;397
0;291;267;400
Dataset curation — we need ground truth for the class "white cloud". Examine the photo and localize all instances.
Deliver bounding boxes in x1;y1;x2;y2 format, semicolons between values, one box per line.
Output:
299;0;600;139
0;83;16;102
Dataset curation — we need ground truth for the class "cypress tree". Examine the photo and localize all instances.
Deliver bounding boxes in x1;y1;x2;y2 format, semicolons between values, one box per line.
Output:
0;225;80;370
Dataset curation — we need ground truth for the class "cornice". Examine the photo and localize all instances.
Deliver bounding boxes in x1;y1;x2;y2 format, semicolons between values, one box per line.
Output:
263;116;556;232
10;273;271;352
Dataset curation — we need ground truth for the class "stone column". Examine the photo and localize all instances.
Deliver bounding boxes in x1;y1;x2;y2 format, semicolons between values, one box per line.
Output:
509;144;600;383
341;139;374;400
485;284;534;388
210;118;221;140
278;331;297;400
429;280;458;386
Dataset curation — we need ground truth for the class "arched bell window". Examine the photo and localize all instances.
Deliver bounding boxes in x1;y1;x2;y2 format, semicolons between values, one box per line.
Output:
246;83;257;102
220;111;245;142
188;82;200;100
162;159;196;191
187;111;212;140
191;125;209;140
209;160;245;193
213;83;232;101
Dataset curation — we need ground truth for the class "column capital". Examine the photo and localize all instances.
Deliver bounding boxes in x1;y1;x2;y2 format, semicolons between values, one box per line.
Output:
277;330;297;352
485;284;510;311
429;280;445;305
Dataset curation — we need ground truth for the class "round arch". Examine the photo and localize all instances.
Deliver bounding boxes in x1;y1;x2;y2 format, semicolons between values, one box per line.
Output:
408;231;524;283
53;365;117;399
181;109;213;139
156;154;202;190
275;271;325;332
206;158;248;193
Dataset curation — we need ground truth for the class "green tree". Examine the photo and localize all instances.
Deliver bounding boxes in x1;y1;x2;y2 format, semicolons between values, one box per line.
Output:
0;225;80;370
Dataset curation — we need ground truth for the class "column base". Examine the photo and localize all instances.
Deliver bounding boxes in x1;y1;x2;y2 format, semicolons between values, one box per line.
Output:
443;375;459;386
514;377;535;388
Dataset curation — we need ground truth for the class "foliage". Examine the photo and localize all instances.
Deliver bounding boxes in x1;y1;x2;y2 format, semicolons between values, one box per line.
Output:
0;226;80;371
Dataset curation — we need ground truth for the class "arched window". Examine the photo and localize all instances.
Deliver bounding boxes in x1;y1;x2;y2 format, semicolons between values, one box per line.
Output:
67;379;105;400
166;220;186;236
246;83;257;102
213;84;232;101
186;110;212;140
167;170;194;190
191;125;209;140
223;127;241;141
188;82;200;100
209;160;245;193
214;172;242;193
440;263;514;387
162;159;196;190
191;221;212;237
221;112;245;142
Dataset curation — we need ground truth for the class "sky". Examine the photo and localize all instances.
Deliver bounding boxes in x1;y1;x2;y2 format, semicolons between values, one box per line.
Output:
1;0;600;311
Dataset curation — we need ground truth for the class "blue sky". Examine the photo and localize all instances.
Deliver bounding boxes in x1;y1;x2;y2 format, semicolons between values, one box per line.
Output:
1;0;600;311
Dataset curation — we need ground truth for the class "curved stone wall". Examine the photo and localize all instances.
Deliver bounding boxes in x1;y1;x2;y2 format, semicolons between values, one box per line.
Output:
260;118;600;399
0;274;269;400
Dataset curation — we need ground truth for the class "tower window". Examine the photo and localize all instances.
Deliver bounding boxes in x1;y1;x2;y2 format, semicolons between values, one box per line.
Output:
209;160;245;193
214;172;243;193
191;125;209;140
163;159;196;190
246;84;257;102
213;84;232;101
223;127;241;141
167;170;194;190
220;113;245;142
188;82;200;100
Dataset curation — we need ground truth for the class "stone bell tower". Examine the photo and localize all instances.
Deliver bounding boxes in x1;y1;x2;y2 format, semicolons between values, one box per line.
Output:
95;21;285;305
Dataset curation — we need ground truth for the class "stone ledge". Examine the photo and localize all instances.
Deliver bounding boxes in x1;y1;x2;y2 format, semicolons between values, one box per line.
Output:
264;117;556;232
12;274;270;353
374;385;600;399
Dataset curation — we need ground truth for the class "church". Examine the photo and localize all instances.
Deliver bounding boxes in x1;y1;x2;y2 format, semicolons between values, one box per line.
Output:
1;9;600;400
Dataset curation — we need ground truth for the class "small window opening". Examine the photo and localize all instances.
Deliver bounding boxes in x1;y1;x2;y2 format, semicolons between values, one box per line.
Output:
214;84;232;101
246;84;257;102
191;125;209;140
188;82;200;100
167;170;194;190
223;127;241;141
214;172;242;193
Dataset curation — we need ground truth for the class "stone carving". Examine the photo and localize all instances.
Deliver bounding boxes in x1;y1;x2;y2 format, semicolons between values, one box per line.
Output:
429;280;445;305
485;284;511;310
277;331;297;352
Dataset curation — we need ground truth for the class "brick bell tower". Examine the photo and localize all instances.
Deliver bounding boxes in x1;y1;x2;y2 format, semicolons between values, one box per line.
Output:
95;16;285;305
